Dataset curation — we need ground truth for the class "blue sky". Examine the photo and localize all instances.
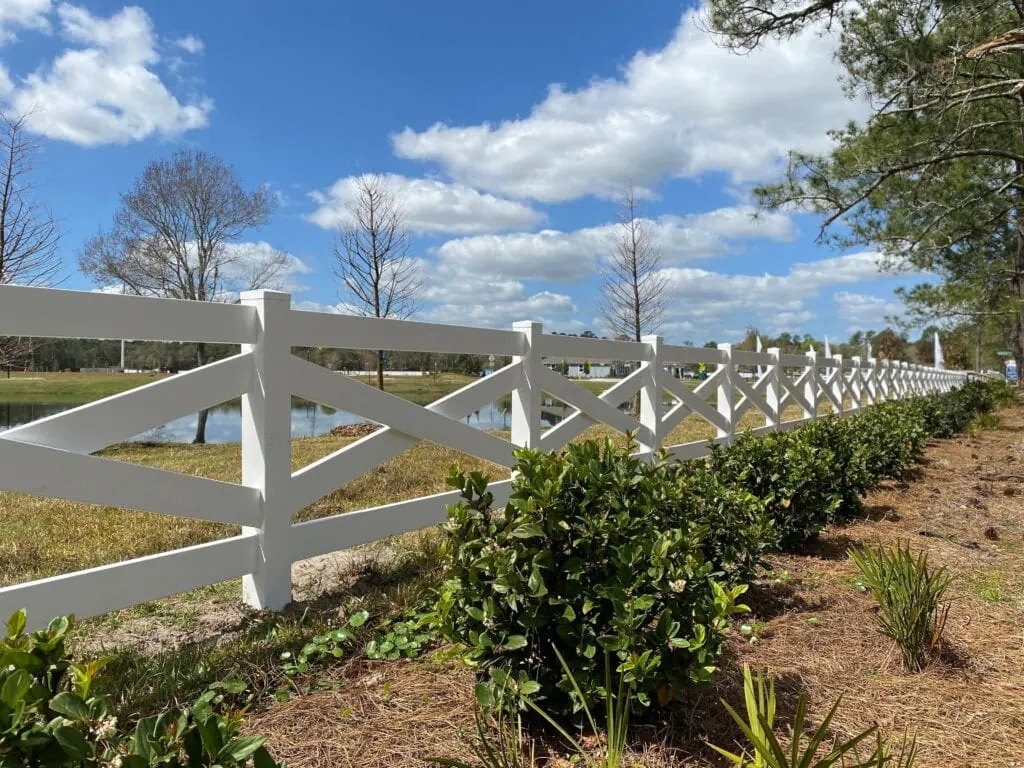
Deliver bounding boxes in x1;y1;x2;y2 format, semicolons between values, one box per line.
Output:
0;0;921;345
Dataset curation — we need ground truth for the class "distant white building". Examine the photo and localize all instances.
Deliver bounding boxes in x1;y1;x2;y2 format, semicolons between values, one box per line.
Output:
545;362;612;379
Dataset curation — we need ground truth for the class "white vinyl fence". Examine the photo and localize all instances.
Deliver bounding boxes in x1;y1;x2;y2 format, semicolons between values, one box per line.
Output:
0;286;968;627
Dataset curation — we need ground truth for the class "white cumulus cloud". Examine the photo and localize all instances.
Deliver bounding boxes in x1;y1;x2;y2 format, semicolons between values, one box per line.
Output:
833;291;906;331
392;3;866;202
657;252;888;336
433;205;797;283
0;0;51;43
2;4;211;145
308;173;545;236
173;34;203;54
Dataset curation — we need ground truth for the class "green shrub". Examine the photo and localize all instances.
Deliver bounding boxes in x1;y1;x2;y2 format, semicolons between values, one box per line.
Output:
921;379;1009;438
704;431;839;550
797;416;873;519
0;609;283;768
433;440;749;715
854;399;930;480
849;542;952;672
670;466;776;582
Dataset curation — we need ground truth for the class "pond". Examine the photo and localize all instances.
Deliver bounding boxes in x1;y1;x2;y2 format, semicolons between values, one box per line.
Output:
0;396;589;444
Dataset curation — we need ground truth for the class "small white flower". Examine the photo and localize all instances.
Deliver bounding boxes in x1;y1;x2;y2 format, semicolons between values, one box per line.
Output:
94;716;118;740
669;579;688;593
109;756;123;768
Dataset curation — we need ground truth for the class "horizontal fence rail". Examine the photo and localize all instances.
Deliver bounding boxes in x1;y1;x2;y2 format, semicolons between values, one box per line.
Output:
0;285;972;628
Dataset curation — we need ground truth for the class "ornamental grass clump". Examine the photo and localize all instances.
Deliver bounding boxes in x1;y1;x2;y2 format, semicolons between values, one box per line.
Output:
709;665;917;767
849;542;952;672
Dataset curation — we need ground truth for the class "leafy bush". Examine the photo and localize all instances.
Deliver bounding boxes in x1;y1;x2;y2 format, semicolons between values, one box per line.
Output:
704;430;839;549
849;542;952;672
855;399;930;481
671;466;777;582
433;440;749;715
798;416;874;519
0;611;118;767
709;665;917;767
0;609;283;768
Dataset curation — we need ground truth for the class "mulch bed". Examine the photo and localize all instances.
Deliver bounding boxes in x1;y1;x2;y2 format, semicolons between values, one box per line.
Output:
247;404;1024;768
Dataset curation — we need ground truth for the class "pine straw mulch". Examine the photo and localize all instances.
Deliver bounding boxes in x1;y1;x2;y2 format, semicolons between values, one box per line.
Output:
245;403;1024;768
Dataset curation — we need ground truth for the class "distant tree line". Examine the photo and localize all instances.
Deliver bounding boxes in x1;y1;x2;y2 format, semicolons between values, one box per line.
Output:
12;321;996;376
731;322;995;371
8;338;499;378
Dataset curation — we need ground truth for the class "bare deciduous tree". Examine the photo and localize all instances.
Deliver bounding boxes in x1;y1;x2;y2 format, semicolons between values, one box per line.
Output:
0;111;61;373
331;174;422;391
79;149;283;442
599;185;668;343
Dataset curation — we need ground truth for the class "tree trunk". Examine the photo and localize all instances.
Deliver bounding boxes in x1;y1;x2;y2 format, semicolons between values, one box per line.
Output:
193;342;209;444
377;349;385;391
975;323;982;372
1014;160;1024;387
1014;242;1024;388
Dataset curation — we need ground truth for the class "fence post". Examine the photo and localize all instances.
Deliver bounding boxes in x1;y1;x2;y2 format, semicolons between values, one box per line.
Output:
512;321;542;450
240;290;293;611
640;335;663;457
865;358;877;405
803;348;818;419
831;354;844;416
716;343;734;445
850;356;862;411
766;346;781;430
900;361;910;398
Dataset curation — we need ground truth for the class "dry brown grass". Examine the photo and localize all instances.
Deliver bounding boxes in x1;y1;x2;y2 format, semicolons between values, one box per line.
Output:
228;404;1024;768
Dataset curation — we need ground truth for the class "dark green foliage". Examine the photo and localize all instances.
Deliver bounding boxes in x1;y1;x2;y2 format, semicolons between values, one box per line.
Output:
798;416;873;519
704;431;839;549
432;381;1005;716
0;609;283;768
920;379;1009;438
704;381;1007;551
671;467;777;582
433;440;749;715
855;399;931;481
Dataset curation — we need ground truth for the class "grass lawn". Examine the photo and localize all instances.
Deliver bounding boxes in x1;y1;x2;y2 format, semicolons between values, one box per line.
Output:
0;370;479;405
0;371;168;403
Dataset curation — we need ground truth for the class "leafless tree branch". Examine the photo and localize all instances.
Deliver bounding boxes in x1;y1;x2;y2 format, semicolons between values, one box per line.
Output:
0;110;62;371
331;174;423;391
78;149;278;441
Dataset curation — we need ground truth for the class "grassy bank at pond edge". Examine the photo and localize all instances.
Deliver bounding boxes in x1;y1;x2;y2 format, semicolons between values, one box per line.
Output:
0;370;486;405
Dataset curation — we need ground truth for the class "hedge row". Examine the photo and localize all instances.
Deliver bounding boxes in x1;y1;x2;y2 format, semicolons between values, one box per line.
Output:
432;378;1014;715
